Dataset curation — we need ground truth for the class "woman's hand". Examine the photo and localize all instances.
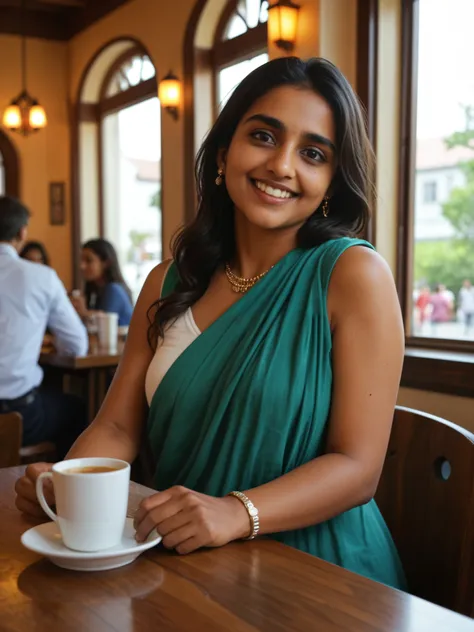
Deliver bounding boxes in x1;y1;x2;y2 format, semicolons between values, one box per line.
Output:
70;294;88;319
134;486;250;554
15;463;54;519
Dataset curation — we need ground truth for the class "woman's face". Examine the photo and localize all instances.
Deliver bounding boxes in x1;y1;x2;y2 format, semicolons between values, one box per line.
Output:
24;248;45;264
80;248;106;282
221;85;337;233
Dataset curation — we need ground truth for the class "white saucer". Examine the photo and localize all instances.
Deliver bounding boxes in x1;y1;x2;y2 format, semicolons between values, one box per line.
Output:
21;518;162;572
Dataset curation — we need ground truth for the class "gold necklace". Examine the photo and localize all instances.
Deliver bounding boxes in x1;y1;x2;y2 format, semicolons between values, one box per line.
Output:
225;262;273;293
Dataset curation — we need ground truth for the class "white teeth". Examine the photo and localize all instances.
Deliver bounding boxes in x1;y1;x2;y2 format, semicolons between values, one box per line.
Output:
255;180;293;199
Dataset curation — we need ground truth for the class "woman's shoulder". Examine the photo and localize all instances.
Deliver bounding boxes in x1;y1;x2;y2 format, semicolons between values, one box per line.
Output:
327;243;398;323
106;282;130;301
329;241;390;289
140;259;174;300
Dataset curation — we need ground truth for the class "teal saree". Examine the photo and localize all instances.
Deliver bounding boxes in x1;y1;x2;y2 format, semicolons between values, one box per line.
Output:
147;238;406;589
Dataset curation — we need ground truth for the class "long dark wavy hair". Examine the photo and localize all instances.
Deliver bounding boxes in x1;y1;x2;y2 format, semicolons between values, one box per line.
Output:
82;238;133;307
148;56;374;346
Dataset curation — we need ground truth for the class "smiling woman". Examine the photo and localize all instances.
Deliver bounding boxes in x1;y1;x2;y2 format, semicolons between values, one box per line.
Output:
16;57;405;591
152;57;373;336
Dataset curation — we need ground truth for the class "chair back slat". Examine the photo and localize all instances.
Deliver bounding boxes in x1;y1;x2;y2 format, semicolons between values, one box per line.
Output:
376;406;474;616
0;412;22;468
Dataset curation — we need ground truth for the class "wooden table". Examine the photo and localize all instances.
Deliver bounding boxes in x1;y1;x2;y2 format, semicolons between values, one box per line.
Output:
40;344;122;421
1;468;473;631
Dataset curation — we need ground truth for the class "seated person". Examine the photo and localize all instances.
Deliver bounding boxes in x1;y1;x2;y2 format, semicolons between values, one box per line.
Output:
20;240;50;266
0;196;89;458
71;238;133;327
15;58;406;589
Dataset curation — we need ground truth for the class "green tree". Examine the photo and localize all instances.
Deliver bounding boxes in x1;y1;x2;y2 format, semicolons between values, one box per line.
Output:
127;230;152;263
442;105;474;241
150;188;161;209
414;240;474;295
414;105;474;296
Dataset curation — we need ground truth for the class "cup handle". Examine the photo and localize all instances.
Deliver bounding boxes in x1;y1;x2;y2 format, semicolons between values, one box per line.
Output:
36;472;57;522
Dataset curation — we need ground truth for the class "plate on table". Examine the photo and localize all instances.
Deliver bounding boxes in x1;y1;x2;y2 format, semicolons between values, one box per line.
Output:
21;518;161;572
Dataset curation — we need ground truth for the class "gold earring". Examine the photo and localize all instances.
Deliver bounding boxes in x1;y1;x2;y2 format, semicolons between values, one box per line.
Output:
321;196;329;218
215;168;224;186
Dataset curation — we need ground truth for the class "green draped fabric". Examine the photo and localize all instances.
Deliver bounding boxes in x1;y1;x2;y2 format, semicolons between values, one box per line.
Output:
147;238;406;589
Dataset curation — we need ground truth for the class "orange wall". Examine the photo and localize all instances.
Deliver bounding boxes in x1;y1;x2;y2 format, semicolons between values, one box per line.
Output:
0;36;72;288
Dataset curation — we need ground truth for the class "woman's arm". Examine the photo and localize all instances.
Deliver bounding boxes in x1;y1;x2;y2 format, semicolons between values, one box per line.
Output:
134;247;405;551
67;262;169;460
15;261;169;516
239;247;404;534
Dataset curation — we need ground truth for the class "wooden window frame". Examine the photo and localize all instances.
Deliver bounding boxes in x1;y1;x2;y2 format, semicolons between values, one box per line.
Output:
0;130;20;198
76;46;158;239
397;0;474;396
212;0;268;114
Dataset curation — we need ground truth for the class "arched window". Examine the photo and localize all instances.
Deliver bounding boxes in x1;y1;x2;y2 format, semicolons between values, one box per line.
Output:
213;0;269;108
76;41;161;299
103;52;156;98
183;0;269;221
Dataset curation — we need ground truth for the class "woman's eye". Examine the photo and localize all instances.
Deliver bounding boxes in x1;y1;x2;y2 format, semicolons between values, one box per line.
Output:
302;148;325;163
251;130;275;144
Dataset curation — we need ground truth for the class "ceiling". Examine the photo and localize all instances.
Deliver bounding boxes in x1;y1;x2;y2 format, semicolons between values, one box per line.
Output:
0;0;132;41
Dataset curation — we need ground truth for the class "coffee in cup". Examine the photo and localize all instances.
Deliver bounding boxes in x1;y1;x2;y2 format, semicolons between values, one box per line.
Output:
36;457;130;552
63;466;119;474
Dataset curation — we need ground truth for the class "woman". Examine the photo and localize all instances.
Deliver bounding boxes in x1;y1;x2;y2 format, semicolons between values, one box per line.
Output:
71;238;133;327
20;241;50;266
430;284;452;335
15;58;405;588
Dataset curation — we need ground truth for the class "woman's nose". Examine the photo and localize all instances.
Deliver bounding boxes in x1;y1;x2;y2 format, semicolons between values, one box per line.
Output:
266;145;296;179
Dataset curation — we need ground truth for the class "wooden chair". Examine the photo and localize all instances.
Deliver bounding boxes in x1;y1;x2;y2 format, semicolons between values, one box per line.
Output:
19;441;57;464
375;405;474;617
0;412;22;467
0;412;57;467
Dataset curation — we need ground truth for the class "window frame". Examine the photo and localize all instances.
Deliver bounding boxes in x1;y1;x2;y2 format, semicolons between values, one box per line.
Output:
397;0;474;354
77;45;158;238
397;0;474;398
0;130;19;197
212;0;268;114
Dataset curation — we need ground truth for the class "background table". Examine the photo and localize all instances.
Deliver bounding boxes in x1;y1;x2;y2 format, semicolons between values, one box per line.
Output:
1;466;473;632
40;344;122;421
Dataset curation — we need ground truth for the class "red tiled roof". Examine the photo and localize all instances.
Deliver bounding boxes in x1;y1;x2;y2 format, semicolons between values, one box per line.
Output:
416;137;474;170
127;158;161;182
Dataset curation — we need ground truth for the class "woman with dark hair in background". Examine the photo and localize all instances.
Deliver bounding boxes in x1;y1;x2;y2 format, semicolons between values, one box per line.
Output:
16;57;406;589
20;241;50;266
71;238;133;327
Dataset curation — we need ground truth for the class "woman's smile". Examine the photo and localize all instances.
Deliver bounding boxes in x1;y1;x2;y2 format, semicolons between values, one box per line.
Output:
250;178;299;205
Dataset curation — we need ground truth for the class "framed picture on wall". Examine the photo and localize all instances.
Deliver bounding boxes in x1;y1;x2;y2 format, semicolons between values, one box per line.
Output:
49;182;66;226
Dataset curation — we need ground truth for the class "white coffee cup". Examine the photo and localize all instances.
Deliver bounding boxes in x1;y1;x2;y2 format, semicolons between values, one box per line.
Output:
96;312;119;352
36;457;130;552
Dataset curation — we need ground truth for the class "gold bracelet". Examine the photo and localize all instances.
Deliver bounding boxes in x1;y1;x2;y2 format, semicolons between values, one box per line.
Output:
228;491;260;540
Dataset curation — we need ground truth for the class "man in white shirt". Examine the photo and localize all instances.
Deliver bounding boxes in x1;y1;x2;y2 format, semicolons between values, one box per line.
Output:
459;279;474;335
0;196;88;457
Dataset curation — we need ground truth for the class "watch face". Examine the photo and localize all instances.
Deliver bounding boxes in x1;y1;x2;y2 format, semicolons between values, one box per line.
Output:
249;507;258;517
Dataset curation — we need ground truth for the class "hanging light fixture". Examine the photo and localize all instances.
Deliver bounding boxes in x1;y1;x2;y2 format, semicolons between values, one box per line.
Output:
268;0;301;52
2;0;47;136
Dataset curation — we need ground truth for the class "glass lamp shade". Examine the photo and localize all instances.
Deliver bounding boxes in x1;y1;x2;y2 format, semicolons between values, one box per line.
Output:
158;72;181;109
268;0;300;51
29;105;47;129
2;104;22;130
